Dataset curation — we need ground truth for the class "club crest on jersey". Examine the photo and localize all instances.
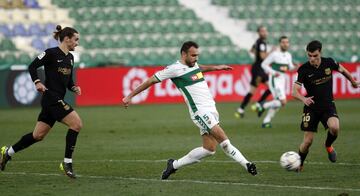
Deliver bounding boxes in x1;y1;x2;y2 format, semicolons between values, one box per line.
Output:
325;68;331;75
191;72;204;81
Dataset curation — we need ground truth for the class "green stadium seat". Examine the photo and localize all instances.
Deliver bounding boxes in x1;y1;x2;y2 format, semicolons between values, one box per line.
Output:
3;53;17;65
18;53;31;65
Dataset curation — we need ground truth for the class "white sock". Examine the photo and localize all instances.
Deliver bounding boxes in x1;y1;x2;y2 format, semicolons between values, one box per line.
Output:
263;100;281;109
263;108;278;124
220;139;249;169
173;147;215;169
7;146;15;156
64;158;72;163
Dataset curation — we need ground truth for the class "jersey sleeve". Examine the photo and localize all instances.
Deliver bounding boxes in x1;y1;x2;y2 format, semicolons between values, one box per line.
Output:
28;50;50;82
329;58;340;71
295;67;305;86
67;55;76;91
261;52;276;75
154;65;182;81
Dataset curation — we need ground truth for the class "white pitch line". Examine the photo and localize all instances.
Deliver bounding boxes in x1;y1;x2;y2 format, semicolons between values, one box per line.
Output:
3;171;360;192
9;159;360;166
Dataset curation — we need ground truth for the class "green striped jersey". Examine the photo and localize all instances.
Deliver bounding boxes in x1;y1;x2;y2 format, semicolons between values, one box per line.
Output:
154;61;216;114
261;50;294;75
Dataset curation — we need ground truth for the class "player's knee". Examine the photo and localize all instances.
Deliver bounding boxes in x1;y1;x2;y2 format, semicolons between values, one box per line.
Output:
70;120;83;132
33;132;46;141
280;100;287;106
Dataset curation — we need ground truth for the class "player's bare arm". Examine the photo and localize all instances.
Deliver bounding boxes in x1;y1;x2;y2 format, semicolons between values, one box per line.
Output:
292;83;314;106
122;76;159;108
199;65;233;73
338;64;360;88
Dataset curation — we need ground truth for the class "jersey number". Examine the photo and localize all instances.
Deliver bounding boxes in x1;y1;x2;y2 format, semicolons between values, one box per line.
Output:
302;113;311;122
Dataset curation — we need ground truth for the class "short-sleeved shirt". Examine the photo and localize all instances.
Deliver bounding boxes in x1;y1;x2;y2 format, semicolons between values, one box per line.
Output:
154;61;216;115
251;38;267;68
28;47;75;106
295;57;340;110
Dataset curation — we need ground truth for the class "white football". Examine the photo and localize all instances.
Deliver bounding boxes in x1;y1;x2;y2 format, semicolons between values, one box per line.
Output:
280;151;301;171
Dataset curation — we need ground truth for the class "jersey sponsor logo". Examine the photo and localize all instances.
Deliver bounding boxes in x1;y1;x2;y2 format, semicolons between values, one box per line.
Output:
313;75;332;85
57;67;71;75
191;72;204;81
325;68;331;75
37;52;46;60
308;74;314;77
57;59;63;62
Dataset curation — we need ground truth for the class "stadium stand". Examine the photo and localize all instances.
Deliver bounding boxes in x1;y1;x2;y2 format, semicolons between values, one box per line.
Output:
212;0;360;62
0;0;358;68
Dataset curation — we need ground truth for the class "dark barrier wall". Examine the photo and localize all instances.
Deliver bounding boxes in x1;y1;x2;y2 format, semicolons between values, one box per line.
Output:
0;69;74;107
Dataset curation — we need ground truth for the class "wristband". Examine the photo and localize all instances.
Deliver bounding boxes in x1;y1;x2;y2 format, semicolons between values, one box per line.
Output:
34;79;41;84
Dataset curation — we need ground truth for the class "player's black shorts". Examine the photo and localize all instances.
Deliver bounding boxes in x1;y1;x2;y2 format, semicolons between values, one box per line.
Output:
38;99;74;127
250;65;268;87
300;105;339;132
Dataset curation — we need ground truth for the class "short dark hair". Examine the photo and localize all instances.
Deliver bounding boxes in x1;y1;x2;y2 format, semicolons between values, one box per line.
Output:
306;40;322;52
257;25;266;32
279;35;288;42
53;25;78;42
180;41;199;54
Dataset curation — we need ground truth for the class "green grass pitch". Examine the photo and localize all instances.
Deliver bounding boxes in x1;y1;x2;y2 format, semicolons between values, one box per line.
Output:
0;100;359;195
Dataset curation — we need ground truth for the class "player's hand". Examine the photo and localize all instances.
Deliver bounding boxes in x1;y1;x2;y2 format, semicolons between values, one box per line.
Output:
122;97;131;108
303;96;314;106
217;64;233;71
351;81;360;88
72;86;81;95
35;82;48;93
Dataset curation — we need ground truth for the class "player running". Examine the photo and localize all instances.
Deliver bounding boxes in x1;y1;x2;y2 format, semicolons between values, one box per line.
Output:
0;25;82;178
292;40;359;171
235;26;272;118
123;41;257;179
253;36;297;128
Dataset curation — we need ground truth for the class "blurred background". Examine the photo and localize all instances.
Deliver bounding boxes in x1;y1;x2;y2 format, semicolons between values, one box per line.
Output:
0;0;359;107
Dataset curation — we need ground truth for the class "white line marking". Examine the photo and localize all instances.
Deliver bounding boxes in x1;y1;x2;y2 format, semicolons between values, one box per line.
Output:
9;159;360;166
3;171;360;192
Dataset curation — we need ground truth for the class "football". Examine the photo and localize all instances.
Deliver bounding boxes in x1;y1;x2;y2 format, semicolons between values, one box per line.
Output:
280;151;301;171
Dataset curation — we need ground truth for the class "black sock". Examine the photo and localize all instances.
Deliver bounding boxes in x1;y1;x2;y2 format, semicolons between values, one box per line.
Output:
240;93;253;109
325;131;337;147
298;149;308;166
258;89;271;103
65;129;79;159
12;132;38;153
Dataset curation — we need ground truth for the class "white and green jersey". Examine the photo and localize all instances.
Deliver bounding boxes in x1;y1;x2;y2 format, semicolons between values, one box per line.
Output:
154;61;216;115
261;50;295;75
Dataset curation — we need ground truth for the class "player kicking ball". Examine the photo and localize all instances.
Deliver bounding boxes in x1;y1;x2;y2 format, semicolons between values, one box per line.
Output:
123;41;257;179
292;40;359;171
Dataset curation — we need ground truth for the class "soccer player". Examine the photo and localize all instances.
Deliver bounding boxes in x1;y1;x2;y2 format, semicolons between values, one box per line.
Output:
123;41;257;179
235;26;272;118
292;40;359;171
0;25;82;178
253;36;297;128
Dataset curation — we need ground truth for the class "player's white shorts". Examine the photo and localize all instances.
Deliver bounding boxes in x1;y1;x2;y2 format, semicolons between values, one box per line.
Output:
269;74;286;100
191;109;220;135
